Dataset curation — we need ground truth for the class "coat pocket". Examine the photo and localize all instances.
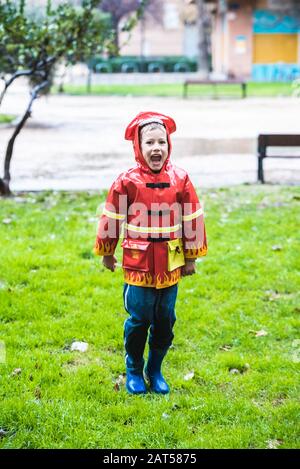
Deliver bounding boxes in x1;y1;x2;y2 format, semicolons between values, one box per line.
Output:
167;238;185;271
121;239;151;272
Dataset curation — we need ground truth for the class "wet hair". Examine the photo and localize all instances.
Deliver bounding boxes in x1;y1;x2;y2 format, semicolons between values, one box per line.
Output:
139;122;167;144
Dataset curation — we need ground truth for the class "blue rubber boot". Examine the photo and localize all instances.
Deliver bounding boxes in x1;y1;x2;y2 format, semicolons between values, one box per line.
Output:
144;349;169;394
125;355;147;395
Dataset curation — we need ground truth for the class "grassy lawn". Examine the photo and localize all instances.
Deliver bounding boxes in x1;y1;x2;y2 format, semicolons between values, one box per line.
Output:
55;82;295;98
0;185;299;449
0;114;15;124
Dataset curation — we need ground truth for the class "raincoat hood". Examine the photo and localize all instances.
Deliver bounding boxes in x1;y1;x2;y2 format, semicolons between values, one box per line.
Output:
125;111;176;173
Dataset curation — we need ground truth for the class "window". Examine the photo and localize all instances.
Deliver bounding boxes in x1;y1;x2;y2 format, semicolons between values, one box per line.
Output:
164;3;180;30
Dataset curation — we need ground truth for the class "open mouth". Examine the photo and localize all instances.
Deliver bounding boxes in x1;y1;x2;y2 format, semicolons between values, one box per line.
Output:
150;154;162;163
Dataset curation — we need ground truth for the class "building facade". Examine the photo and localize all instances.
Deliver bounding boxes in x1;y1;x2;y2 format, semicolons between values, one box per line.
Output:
25;0;300;81
120;0;300;81
119;0;195;57
211;0;300;80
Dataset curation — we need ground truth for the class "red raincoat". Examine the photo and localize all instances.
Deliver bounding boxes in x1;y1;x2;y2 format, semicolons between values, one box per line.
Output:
94;111;207;289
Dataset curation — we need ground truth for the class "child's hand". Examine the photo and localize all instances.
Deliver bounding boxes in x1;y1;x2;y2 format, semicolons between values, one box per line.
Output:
102;255;118;272
181;259;196;277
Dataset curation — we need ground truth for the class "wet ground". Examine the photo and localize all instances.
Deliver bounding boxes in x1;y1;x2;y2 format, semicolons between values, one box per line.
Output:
0;86;300;191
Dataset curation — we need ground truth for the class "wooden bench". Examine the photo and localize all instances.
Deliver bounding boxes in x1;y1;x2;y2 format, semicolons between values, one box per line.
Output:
183;79;247;99
258;134;300;183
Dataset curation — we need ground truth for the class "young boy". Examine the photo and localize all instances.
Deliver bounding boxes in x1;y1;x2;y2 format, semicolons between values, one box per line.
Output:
94;111;207;395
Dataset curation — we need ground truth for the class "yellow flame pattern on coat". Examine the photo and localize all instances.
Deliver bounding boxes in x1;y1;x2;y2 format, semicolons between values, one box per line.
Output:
184;245;208;258
94;239;116;256
124;268;181;289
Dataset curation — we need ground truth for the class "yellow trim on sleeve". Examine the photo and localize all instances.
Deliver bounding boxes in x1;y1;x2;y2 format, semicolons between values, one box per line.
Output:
103;207;126;220
182;208;203;222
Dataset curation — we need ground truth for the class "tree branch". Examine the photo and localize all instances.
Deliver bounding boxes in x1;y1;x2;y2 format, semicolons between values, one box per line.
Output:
2;80;49;191
0;56;56;107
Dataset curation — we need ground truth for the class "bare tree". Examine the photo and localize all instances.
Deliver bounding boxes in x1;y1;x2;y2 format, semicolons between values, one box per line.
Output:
195;0;210;76
182;0;211;76
99;0;163;52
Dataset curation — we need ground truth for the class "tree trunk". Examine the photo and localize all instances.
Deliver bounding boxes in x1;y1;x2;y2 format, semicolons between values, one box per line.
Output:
0;178;11;196
0;81;9;109
0;80;48;197
196;0;210;77
112;17;120;53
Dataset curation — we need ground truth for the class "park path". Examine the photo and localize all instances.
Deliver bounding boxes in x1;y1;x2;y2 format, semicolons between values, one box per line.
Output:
0;86;299;191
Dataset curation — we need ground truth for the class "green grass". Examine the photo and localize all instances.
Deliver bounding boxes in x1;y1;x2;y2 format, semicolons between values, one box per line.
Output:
0;114;15;124
0;185;299;449
54;82;295;98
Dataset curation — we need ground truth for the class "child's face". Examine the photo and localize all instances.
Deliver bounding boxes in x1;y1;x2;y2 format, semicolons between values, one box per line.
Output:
140;126;168;172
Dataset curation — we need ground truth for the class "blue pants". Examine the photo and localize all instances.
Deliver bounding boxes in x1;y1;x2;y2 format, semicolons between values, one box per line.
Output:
123;283;178;367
